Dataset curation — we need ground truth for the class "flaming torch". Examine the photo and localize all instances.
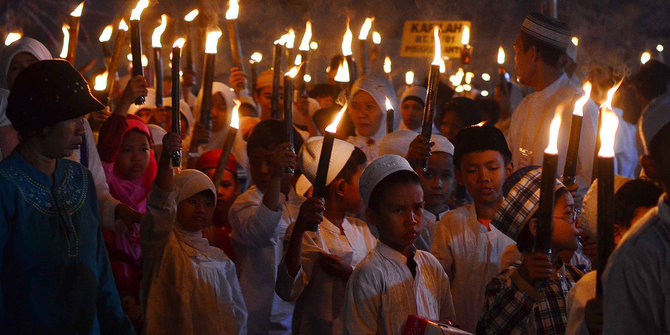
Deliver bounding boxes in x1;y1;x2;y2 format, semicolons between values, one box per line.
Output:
386;97;394;134
130;0;149;105
250;52;262;93
4;32;21;46
297;21;312;90
562;81;592;186
106;19;128;109
460;25;472;65
313;103;347;199
183;9;199;73
66;2;84;64
171;38;186;167
342;20;356;85
371;31;381;62
226;0;249;96
383;56;392;81
358;17;374;76
199;30;223;132
284;66;300;173
271;34;288;120
60;24;70;59
152;15;167;107
419;26;442;168
213;100;241;190
99;25;113;61
286;28;296;69
405;70;414;87
535;113;561;254
592;79;623;182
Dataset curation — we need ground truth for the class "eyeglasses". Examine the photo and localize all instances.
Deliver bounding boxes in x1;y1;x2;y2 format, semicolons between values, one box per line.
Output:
553;209;579;225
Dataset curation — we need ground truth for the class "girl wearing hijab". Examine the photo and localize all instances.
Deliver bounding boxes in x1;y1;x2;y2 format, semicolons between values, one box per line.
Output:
398;85;427;131
142;132;247;334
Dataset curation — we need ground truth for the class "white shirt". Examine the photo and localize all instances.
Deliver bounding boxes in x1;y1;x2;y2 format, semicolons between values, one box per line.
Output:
566;270;596;335
612;107;639;178
344;242;456;335
141;185;247;335
229;185;303;335
603;195;670;334
429;204;514;332
415;208;448;252
508;74;599;190
276;217;377;335
347;135;381;164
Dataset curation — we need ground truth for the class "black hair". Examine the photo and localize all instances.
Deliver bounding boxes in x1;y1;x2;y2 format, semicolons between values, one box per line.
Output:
332;147;366;185
615;179;663;229
246;119;303;154
649;122;670;163
475;96;501;124
453;125;512;168
309;84;341;100
368;170;421;212
517;31;564;67
517;187;570;253
629;60;670;102
436;97;482;130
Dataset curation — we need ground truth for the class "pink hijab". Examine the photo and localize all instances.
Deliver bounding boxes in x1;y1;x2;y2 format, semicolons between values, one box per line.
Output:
104;117;158;212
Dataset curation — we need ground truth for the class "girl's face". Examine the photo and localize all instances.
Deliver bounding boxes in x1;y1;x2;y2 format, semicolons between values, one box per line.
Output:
211;92;228;131
439;111;465;142
7;52;38;89
350;91;382;137
177;191;215;231
400;99;424;130
115;129;151;180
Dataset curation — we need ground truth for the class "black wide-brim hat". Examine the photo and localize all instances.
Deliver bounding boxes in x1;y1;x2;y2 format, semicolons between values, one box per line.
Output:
7;59;104;132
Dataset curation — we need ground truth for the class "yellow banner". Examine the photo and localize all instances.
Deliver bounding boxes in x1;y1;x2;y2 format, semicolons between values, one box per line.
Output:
400;21;471;59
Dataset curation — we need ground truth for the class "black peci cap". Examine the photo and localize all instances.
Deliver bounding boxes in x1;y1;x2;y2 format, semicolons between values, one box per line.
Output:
453;125;512;168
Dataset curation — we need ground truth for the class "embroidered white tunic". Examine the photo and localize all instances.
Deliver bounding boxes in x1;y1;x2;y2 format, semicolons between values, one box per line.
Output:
276;217;377;334
344;242;456;335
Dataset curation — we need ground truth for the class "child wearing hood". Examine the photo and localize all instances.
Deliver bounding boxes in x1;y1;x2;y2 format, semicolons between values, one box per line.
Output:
398;85;427;132
141;132;247;334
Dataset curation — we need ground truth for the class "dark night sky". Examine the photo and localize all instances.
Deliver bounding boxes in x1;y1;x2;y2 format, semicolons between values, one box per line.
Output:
2;0;669;88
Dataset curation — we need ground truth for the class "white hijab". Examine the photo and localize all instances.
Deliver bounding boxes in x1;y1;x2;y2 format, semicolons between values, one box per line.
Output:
350;75;398;141
0;37;52;89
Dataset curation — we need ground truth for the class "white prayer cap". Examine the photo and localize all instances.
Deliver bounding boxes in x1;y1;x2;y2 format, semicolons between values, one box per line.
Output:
639;92;670;154
580;175;632;238
379;130;454;157
566;44;577;63
359;154;414;206
400;85;427;105
520;12;571;51
295;174;313;197
127;88;157;115
255;69;283;90
299;136;356;187
147;124;167;145
164;96;194;136
174;169;217;205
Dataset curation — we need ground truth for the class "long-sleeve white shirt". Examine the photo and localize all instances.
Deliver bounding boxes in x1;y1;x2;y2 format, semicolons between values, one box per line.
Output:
565;270;595;335
415;208;448;252
508;74;599;190
229;185;304;335
603;195;670;334
344;242;456;335
141;184;247;335
429;204;514;332
276;217;377;335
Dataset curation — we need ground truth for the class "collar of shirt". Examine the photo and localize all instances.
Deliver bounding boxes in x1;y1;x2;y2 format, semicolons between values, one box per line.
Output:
422;208;449;222
320;216;351;235
376;241;410;265
528;73;570;102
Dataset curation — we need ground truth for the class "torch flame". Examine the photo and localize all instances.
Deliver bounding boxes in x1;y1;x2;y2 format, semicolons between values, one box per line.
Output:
152;15;167;48
310;41;318;50
334;58;350;83
383;56;391;74
4;32;21;46
99;25;113;42
600;79;623;111
497;46;505;65
119;19;129;31
342;19;353;56
205;30;222;54
60;24;70;58
465;72;474;84
597;110;619;158
173;38;186;49
358;17;374;40
432;26;441;66
482;73;491;81
294;54;302;66
184;9;199;22
225;0;239;20
304;74;312;82
71;2;84;17
130;0;149;21
405;71;414;85
325;103;347;133
657;44;664;52
385;97;392;110
475;121;487;127
544;113;561;154
274;33;289;46
230;100;240;129
572;81;592;116
298;21;312;51
286;29;296;49
571;37;579;46
287;66;299;78
94;71;108;91
250;52;262;63
372;31;381;44
640;51;651;65
461;25;470;45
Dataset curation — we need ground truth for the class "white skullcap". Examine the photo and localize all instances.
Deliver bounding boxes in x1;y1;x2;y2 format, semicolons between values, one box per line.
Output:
639;92;670;154
164;96;194;136
566;44;577;63
147;124;167;145
379;130;454;157
174;169;217;205
400;85;427;105
128;88;157;115
299;136;356;187
359;154;414;206
295;174;313;196
520;12;572;51
579;175;631;238
255;69;283;90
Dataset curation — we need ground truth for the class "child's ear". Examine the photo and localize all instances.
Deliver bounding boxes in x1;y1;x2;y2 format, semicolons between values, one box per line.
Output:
505;161;514;178
640;155;658;182
332;178;346;198
528;218;538;238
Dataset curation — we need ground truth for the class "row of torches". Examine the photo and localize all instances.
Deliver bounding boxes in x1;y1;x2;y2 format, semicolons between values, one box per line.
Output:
4;1;625;265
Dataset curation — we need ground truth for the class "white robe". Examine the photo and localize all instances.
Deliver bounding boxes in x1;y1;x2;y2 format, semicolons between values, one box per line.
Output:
344;242;456;335
565;270;596;335
141;185;247;335
612;107;639;178
229;186;304;335
276;217;377;334
508;74;599;190
429;204;514;332
603;195;670;334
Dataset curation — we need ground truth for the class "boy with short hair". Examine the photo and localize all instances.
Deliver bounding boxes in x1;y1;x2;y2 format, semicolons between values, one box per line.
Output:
228;120;302;334
343;155;456;335
276;137;376;334
429;126;515;332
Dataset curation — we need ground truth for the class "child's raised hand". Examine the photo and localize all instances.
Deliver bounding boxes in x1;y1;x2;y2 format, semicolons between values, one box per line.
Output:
406;134;433;168
229;67;247;92
295;197;325;233
189;122;212;149
270;142;297;177
519;252;553;283
119;75;148;113
162;132;183;155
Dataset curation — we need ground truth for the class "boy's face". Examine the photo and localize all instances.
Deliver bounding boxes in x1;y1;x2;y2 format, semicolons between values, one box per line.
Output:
551;191;579;252
177;191;215;231
367;182;425;255
254;86;284;120
203;168;239;223
439;111;465;142
456;150;511;207
340;165;365;216
417;152;455;209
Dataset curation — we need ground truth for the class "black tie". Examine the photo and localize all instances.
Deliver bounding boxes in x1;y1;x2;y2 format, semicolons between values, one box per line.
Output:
407;247;417;277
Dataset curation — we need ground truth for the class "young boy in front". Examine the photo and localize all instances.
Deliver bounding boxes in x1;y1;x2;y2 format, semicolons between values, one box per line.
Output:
429;125;515;333
343;155;456;335
276;137;376;334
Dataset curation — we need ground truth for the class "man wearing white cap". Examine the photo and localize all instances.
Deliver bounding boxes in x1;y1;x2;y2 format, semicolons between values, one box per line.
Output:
508;12;599;193
276;137;375;334
603;94;670;334
343;155;455;335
